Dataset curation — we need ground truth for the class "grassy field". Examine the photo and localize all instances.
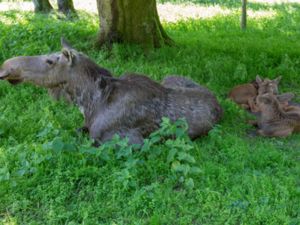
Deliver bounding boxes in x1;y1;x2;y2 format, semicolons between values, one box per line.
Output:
0;1;300;224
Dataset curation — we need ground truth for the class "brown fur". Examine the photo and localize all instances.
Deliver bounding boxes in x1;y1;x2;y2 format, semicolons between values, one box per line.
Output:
229;75;281;112
228;82;257;110
254;93;300;137
251;89;295;112
283;105;300;115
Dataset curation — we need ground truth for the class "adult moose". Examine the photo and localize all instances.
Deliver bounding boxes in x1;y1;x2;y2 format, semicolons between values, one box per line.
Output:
0;39;222;145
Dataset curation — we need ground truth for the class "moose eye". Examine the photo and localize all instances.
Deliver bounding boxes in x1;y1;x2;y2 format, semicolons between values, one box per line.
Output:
46;59;54;65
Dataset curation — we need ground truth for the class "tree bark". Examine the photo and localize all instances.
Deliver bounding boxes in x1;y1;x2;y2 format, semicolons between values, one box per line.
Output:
33;0;53;13
96;0;173;49
57;0;76;15
241;0;247;30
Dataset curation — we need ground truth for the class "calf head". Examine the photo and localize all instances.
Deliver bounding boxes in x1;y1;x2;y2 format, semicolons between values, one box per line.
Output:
256;75;281;95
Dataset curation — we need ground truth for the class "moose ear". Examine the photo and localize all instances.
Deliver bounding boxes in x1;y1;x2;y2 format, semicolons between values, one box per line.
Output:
61;37;77;65
61;48;75;65
256;75;263;84
277;92;295;103
0;68;9;78
98;77;107;89
274;76;282;83
61;37;73;50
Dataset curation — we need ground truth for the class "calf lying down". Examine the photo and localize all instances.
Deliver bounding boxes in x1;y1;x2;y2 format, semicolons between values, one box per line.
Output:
229;75;281;112
253;93;300;137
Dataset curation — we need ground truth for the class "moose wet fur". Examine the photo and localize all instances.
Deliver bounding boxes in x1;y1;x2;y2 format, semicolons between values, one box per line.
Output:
0;39;222;145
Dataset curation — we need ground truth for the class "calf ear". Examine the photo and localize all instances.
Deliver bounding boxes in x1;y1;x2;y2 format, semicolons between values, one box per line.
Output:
0;68;9;78
256;75;263;84
277;92;295;103
274;76;282;83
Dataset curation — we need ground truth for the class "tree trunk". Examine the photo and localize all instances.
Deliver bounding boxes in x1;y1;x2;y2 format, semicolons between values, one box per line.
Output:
96;0;173;49
33;0;53;13
241;0;247;30
57;0;76;15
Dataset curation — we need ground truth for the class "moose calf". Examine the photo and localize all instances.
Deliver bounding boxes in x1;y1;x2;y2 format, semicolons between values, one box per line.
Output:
253;93;300;137
229;75;281;112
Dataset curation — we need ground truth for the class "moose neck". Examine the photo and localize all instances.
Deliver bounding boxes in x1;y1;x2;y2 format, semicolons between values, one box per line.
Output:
67;75;111;123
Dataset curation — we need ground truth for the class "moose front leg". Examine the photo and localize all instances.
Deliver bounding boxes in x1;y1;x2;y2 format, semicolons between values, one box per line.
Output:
76;126;89;134
248;97;260;113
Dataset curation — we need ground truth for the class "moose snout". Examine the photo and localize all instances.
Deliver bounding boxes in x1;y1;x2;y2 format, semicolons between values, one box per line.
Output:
0;67;8;79
0;60;23;84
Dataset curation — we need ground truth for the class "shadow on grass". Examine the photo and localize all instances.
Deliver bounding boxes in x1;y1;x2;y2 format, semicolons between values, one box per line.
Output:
0;4;300;94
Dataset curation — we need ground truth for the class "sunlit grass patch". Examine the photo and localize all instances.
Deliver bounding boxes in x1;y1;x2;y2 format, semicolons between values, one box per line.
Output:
0;2;33;12
0;0;290;23
158;3;232;22
0;11;32;25
251;0;300;4
247;9;277;19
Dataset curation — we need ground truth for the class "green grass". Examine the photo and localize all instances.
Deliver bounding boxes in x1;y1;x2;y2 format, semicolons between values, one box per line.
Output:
0;2;300;225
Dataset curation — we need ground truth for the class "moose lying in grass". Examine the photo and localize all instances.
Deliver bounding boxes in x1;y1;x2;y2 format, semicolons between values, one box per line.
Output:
0;39;223;145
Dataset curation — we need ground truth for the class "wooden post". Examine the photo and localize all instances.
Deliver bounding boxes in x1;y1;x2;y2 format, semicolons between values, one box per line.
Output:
241;0;247;30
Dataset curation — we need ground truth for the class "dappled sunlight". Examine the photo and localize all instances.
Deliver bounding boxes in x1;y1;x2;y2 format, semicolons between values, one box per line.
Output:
248;9;277;19
0;13;31;25
158;3;231;22
158;3;278;22
0;211;17;224
250;0;300;4
0;2;33;12
0;0;283;23
72;0;97;14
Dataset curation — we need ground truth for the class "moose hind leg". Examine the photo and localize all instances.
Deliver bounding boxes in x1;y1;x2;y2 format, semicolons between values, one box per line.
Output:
269;127;294;137
258;124;293;137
